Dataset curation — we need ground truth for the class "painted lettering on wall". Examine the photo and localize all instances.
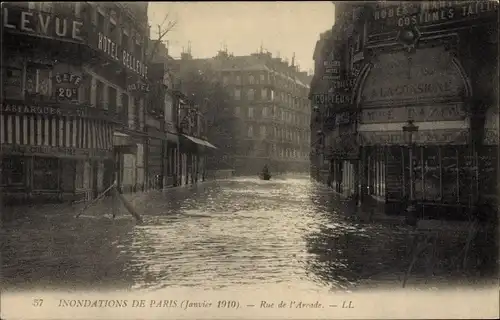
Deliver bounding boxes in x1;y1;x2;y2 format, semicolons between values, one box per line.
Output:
3;144;112;158
3;7;84;42
53;72;83;101
97;33;148;79
360;129;469;145
361;105;466;124
372;1;498;33
1;102;87;117
368;81;453;100
312;93;352;105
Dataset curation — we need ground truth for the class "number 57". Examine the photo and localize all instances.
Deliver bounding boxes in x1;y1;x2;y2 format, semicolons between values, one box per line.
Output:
33;299;44;307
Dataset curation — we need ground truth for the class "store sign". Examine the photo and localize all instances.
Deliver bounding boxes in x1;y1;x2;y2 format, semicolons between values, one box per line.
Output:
54;72;83;102
361;47;464;105
3;144;112;158
128;81;150;93
360;129;468;145
312;93;352;105
361;104;466;124
97;33;148;79
3;7;84;43
1;102;86;117
371;1;498;34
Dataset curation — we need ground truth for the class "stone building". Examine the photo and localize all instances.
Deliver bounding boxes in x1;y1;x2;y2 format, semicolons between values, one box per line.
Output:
310;0;499;219
1;2;151;204
176;49;312;175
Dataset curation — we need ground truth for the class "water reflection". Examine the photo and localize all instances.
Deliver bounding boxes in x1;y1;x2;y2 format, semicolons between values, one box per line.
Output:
1;176;496;292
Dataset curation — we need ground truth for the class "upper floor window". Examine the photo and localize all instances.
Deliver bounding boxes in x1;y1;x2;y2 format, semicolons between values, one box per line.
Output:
122;30;130;51
248;107;254;118
235;75;241;85
2;64;23;99
262;106;268;117
234;88;241;100
97;10;106;32
247;88;255;101
260;73;266;83
247;124;254;137
95;80;106;109
261;88;267;100
249;75;255;84
235;106;240;116
222;75;229;85
260;125;266;137
25;64;52;98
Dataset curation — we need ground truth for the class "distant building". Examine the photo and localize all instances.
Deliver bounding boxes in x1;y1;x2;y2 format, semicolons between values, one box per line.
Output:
175;50;312;175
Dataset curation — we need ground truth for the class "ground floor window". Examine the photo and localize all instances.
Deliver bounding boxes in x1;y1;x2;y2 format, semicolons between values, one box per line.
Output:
367;148;386;199
33;156;59;191
75;160;85;189
1;156;26;187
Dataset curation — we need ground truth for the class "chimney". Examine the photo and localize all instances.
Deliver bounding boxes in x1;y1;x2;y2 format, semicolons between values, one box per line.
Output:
180;52;192;60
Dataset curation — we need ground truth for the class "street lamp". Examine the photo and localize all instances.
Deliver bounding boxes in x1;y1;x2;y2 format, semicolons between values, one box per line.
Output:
402;119;419;225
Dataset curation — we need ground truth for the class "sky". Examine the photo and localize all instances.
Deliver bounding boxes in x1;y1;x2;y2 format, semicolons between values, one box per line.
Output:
148;2;335;73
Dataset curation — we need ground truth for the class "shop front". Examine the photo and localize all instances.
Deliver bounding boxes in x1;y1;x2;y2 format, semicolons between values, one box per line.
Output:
0;105;114;204
179;134;217;185
356;43;478;220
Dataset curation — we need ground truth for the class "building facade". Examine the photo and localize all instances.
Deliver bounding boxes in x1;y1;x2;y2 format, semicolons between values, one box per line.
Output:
1;2;151;205
310;1;499;220
177;50;312;176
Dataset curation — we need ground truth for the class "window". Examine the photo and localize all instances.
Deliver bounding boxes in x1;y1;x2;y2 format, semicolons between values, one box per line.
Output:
96;80;106;109
222;75;229;85
122;31;129;51
3;66;23;99
235;106;240;116
261;88;267;100
260;125;266;137
81;73;92;105
270;90;275;101
109;14;118;43
121;92;129;118
33;157;60;191
134;97;141;128
25;65;52;98
247;88;255;100
75;160;85;189
247;125;253;137
97;11;105;32
262;106;268;117
1;156;25;186
260;73;266;83
249;75;255;84
248;107;254;118
235;75;241;85
234;88;241;100
108;86;117;113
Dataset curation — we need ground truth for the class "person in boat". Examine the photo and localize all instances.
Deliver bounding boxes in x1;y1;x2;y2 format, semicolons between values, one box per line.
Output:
262;165;270;175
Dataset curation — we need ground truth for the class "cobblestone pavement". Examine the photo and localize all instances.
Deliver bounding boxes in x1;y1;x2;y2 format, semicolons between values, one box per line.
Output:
1;176;497;292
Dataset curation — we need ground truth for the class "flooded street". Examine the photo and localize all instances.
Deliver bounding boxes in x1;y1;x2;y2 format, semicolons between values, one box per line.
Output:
1;176;495;292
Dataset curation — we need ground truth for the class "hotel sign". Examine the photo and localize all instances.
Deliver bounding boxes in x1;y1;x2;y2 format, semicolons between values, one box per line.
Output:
97;33;148;79
3;7;84;43
371;1;498;34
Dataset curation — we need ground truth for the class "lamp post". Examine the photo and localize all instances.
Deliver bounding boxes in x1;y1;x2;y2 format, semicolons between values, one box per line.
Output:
402;119;419;224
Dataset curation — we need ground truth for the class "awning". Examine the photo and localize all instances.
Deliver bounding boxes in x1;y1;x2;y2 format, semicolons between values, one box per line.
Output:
146;126;179;143
182;134;217;149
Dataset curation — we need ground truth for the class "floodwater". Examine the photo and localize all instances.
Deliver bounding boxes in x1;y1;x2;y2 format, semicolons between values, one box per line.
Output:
1;176;496;292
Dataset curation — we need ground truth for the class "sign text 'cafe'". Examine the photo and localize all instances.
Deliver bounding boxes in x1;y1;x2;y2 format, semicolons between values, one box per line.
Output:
97;32;148;80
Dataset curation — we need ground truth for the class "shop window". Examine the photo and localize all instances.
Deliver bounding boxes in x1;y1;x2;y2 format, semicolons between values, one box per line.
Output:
25;65;52;98
441;146;459;204
422;147;441;201
0;156;25;187
75;160;85;189
2;66;23;99
33;157;60;191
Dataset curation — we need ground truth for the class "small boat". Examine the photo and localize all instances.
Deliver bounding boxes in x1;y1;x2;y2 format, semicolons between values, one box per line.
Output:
259;165;271;180
260;172;271;180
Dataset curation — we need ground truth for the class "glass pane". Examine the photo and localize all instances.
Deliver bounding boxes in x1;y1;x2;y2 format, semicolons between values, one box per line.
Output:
422;146;441;201
441;146;459;204
33;157;59;190
1;156;25;186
